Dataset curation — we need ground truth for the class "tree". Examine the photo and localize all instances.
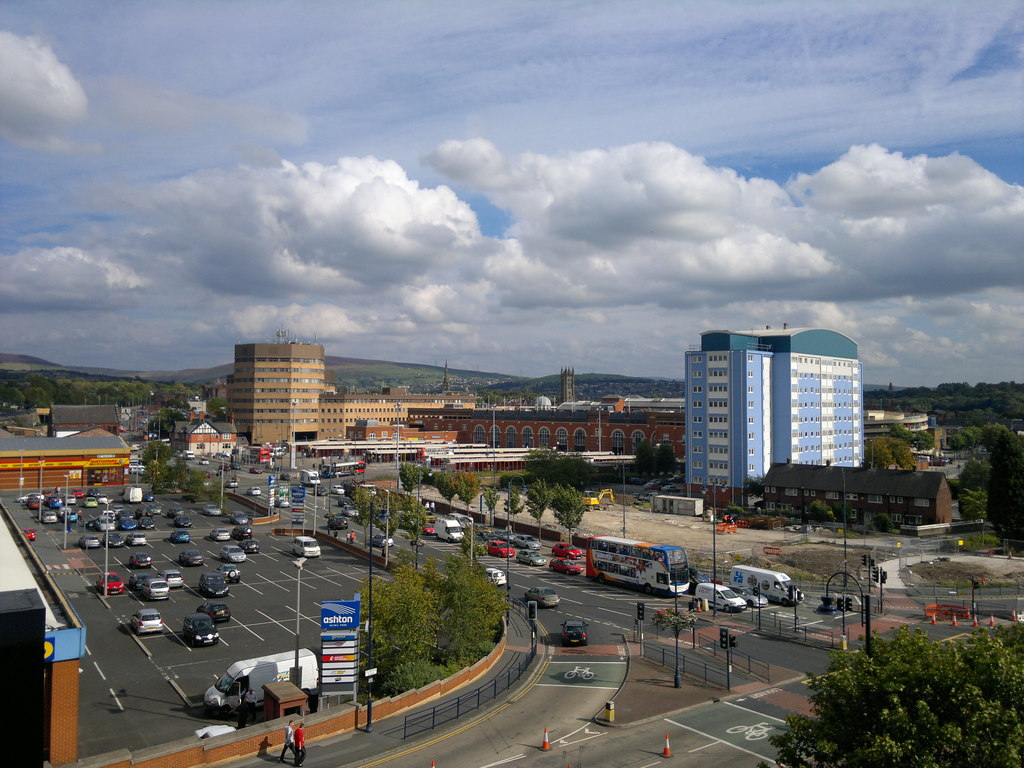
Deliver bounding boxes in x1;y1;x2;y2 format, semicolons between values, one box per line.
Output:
808;499;835;523
453;471;481;514
550;484;586;541
398;462;425;494
526;480;552;528
206;397;228;421
433;472;458;511
959;458;991;494
959;488;988;521
633;441;656;476
911;430;935;452
772;625;1024;767
481;485;500;526
523;448;594;488
504;482;525;525
428;555;506;664
866;437;915;470
987;429;1024;539
654;442;677;474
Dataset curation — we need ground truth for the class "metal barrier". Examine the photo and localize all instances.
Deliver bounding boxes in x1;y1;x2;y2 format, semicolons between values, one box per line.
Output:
693;628;772;680
401;598;536;740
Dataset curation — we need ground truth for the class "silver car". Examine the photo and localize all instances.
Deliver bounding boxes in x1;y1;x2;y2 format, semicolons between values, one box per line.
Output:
219;544;246;563
142;578;170;601
208;528;231;541
125;532;148;546
131;608;164;635
158;569;184;589
511;534;541;550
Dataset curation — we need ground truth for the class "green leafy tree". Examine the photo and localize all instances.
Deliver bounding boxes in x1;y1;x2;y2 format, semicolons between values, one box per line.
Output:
398;462;425;494
429;555;506;664
888;423;915;443
453;471;481;514
911;430;935;452
550;484;586;541
772;625;1024;767
744;474;766;499
350;485;376;542
504;482;525;526
481;485;500;525
526;480;552;527
987;428;1024;539
523;448;594;488
433;472;458;511
206;397;228;421
959;458;991;494
394;494;428;546
959;488;988;521
808;499;835;523
866;436;916;470
654;442;677;474
633;441;655;476
182;469;210;502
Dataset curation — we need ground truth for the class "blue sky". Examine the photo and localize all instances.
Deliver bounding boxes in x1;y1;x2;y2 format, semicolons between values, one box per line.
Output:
1;1;1021;386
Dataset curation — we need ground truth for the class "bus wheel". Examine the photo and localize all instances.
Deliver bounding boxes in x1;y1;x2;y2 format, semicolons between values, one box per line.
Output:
643;583;652;595
597;573;606;584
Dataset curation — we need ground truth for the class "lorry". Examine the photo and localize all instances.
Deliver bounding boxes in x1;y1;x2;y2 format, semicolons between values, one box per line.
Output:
729;565;804;606
299;469;321;487
203;648;319;717
123;486;143;504
693;582;747;613
437;517;464;542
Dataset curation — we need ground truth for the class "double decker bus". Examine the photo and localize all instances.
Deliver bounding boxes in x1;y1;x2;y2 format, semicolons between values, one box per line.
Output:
584;535;690;597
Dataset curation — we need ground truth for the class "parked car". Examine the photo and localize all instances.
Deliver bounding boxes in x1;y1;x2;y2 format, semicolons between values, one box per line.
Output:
127;552;153;569
215;564;242;583
125;531;148;547
510;534;541;550
238;538;260;554
78;534;101;549
219;544;246;563
96;573;125;598
421;523;436;535
551;542;583;560
169;529;191;544
117;516;138;531
733;585;769;608
137;516;156;530
127;573;153;593
159;569;184;589
198;573;229;598
164;507;182;519
178;549;205;567
524;586;559;608
142;578;170;600
561;619;589;646
516;550;547;566
202;503;222;516
142;492;155;502
228;511;251;526
131;607;164;635
487;540;515;558
208;528;231;541
82;497;98;509
230;525;253;540
549;557;584;575
182;613;220;646
173;514;194;528
196;600;231;623
103;532;125;548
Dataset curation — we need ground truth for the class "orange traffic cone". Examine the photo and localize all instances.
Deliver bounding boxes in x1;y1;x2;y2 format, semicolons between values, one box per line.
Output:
952;614;958;627
972;614;979;627
930;613;936;625
990;615;996;627
663;732;672;758
541;727;551;751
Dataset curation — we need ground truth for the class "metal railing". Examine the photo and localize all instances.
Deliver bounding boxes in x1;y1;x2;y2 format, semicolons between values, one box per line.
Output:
640;640;728;687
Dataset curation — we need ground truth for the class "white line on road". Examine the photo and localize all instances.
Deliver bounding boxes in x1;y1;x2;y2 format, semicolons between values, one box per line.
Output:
665;718;777;764
479;755;526;767
93;661;106;680
597;606;632;617
722;700;787;723
109;688;125;711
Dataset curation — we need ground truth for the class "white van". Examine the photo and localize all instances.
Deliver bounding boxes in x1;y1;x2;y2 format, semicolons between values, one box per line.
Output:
437;518;464;542
203;648;318;716
299;469;321;487
184;451;196;461
730;565;804;606
693;582;747;613
123;486;143;504
292;535;321;557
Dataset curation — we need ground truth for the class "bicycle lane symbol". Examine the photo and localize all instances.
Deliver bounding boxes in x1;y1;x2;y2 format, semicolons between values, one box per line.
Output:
564;666;594;680
726;722;777;741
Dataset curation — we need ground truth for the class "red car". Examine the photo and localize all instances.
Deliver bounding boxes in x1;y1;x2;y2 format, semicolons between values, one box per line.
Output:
552;542;583;560
487;540;515;558
96;572;125;596
72;489;86;498
22;528;37;541
249;466;263;474
549;558;583;575
422;524;436;535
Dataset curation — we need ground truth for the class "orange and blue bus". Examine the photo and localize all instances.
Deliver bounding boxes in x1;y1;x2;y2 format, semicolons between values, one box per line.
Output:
585;535;690;597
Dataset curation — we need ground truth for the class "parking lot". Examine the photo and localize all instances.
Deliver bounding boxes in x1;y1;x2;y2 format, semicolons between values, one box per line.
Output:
6;484;379;757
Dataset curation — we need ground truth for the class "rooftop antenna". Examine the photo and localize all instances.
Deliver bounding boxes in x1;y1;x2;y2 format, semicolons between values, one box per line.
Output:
275;328;289;343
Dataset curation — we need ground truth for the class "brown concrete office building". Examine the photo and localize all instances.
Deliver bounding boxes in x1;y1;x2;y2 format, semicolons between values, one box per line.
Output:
227;342;330;445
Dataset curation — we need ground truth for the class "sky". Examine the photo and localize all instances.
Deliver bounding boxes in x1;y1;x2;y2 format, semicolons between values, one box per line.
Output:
1;1;1022;387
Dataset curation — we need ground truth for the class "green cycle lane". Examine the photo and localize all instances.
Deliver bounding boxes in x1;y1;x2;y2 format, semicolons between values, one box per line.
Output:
538;657;628;690
665;699;786;765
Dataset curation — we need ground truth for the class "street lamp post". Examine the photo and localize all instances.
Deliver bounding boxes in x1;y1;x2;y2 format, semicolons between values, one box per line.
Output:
290;399;299;471
620;460;627;538
673;589;681;688
62;474;70;550
291;557;307;685
366;499;376;732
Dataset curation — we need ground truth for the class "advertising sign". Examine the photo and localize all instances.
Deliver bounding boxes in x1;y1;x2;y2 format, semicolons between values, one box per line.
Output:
321;599;361;630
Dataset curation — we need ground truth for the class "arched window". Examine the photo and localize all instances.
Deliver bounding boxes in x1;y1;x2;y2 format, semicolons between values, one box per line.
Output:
522;426;534;448
505;426;517;448
539;427;551;447
632;430;646;451
556;428;569;451
474;425;485;444
573;428;587;452
612;430;625;454
490;425;501;448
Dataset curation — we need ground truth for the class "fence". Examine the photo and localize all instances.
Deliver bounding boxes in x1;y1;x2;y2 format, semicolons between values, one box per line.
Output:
641;627;772;687
401;598;537;740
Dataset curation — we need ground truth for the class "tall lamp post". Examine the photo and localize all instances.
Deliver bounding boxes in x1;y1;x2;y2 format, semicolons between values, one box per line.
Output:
366;498;377;732
395;402;402;481
620;459;627;538
291;557;307;685
506;478;528;614
62;474;70;550
289;398;299;471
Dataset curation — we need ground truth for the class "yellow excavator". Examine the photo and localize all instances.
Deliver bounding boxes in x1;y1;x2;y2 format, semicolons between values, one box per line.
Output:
583;489;615;508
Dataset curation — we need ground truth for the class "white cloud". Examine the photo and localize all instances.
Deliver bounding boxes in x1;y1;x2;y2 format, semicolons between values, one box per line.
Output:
0;246;147;309
0;30;92;152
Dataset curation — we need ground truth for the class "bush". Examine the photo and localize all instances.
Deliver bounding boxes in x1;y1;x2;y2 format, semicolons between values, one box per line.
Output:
873;513;893;533
376;659;454;698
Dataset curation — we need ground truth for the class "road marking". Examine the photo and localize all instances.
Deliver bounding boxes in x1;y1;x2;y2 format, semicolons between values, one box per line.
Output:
597;606;632;617
109;688;125;711
665;718;777;764
93;661;106;680
722;700;788;723
480;755;526;767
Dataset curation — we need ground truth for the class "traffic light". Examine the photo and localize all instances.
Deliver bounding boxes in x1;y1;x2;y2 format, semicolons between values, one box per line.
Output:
719;627;729;649
871;566;879;582
881;570;888;584
527;601;538;621
637;602;645;622
842;596;854;611
729;634;737;648
861;554;868;567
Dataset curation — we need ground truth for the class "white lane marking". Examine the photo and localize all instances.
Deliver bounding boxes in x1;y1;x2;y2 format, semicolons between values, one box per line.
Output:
93;661;106;680
665;718;777;764
479;755;526;767
109;688;125;711
722;700;788;723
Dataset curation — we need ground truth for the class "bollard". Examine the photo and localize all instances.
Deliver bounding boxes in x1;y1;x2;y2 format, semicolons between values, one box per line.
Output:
604;700;615;723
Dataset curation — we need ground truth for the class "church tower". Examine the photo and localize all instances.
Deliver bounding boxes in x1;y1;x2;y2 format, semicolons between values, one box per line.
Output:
442;360;450;392
559;367;575;404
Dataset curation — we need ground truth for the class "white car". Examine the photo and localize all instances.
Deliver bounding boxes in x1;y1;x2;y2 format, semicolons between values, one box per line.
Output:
158;569;184;589
485;567;507;586
220;544;246;563
96;494;110;505
247;486;262;497
200;458;210;465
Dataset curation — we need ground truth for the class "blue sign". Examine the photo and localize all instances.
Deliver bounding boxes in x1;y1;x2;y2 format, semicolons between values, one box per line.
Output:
267;474;276;486
291;486;306;501
321;598;361;630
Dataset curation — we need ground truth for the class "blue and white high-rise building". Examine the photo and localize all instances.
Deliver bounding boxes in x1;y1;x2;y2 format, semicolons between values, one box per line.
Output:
685;326;863;492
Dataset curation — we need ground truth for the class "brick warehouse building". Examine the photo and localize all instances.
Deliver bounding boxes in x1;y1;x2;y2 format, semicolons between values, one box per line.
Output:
410;402;685;459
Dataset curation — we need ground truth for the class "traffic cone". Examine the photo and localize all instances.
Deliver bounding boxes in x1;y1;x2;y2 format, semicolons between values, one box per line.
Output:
990;615;996;627
930;613;936;625
972;614;979;627
663;733;672;758
541;727;551;751
952;614;958;627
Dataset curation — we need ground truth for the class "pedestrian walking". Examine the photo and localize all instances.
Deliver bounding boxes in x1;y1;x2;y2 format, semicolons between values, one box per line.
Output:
279;719;295;763
293;722;306;766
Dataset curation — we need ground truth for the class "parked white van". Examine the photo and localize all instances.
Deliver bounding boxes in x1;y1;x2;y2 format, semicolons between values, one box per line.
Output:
693;582;747;613
292;535;321;557
437;518;464;542
729;565;804;606
203;648;318;716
